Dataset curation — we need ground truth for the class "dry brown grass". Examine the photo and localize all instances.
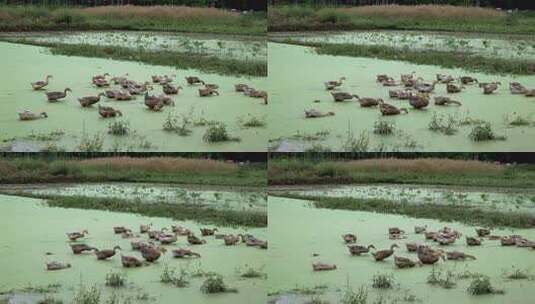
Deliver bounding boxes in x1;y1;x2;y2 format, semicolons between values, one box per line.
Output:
0;161;17;175
334;5;503;19
330;158;504;174
72;157;237;173
78;5;236;19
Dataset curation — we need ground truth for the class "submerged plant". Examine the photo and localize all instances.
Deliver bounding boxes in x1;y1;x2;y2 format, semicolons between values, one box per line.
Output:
371;273;395;289
105;271;126;288
107;120;130;136
467;276;504;295
373;120;395;135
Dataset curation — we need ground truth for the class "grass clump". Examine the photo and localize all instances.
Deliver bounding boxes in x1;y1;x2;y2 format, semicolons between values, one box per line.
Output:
371;273;395;289
162;112;192;136
203;123;241;143
200;274;237;294
469;122;506;142
342;129;369;153
505;113;533;126
341;284;367;304
77;133;104;152
72;284;101;304
427;267;456;289
373;120;395;135
105;271;126;288
504;266;532;280
239;115;267;128
107;120;130;136
239;265;267;279
38;296;63;304
428;112;459;135
467;276;504;295
160;265;189;288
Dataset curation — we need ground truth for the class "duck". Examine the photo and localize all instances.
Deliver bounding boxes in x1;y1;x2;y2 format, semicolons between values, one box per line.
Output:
105;89;120;99
394;256;420;268
144;92;165;111
460;76;478;85
78;93;105;107
243;235;268;249
94;246;121;260
66;230;88;241
172;248;201;258
312;262;337;271
98;105;122;118
121;255;144;268
436;236;456;245
31;75;52;90
188;234;207;245
185;76;205;85
92;73;110;84
224;234;243;246
434;96;462;106
414;225;427;234
381;77;397;87
409;93;430;109
347;244;375;256
436;74;455;84
342;233;357;244
46;261;71;271
371;244;398;261
417;247;444;265
158;234;177;245
501;236;516;246
376;74;390;83
247;89;268;104
424;231;437;240
525;89;535;97
199;86;219;97
113;226;128;234
414;81;438;93
446;251;476;261
172;226;191;236
200;228;218;236
466;236;482;246
131;240;153;251
446;83;464;93
406;243;418;252
140;224;152;234
356;96;382;107
510;82;528;94
93;78;110;88
379;100;408;116
480;82;501;94
475;228;491;237
70;244;95;255
331;92;358;102
110;74;129;85
115;89;134;101
46;88;71;102
148;228;168;239
140;244;165;262
389;89;412;100
235;84;249;92
305;109;335;118
18;110;48;121
162;83;182;95
324;77;346;90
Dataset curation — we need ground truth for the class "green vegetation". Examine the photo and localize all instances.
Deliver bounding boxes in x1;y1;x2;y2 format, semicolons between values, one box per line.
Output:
0;5;266;35
469;122;506;141
107;120;130;136
38;195;267;227
269;5;535;35
373;120;395;136
77;133;104;152
160;265;189;288
268;157;535;188
203;123;241;143
1;41;266;77
239;115;267;128
467;276;504;295
504;266;533;280
371;273;395;289
340;284;368;304
279;41;535;76
200;274;237;294
105;271;127;288
428;112;459;135
238;265;267;279
427;267;457;289
0;156;266;187
273;193;535;228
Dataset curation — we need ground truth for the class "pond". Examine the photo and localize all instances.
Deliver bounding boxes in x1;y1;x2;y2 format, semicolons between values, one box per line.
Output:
0;182;267;212
0;194;267;304
268;196;535;304
270;30;535;60
270;183;535;214
2;31;267;62
0;41;267;152
267;42;535;152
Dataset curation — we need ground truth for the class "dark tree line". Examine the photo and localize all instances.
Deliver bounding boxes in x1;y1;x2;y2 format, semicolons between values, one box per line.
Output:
269;0;535;9
2;0;267;10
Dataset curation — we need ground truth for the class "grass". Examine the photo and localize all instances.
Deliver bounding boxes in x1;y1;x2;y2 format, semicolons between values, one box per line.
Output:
200;274;237;294
427;267;457;289
39;195;267;227
203;123;241;143
268;5;535;35
504;266;533;280
469;122;506;141
0;156;266;187
108;120;130;136
162;112;192;136
428;113;459;135
467;276;504;295
239;115;267;128
273;194;535;229
238;265;267;279
77;133;104;152
341;284;367;304
2;40;266;77
268;157;535;188
279;41;535;76
371;273;395;289
0;5;266;35
105;271;126;288
373;120;395;136
160;265;189;288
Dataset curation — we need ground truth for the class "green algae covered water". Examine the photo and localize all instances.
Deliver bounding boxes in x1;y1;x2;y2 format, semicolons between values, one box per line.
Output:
268;196;535;304
268;42;535;152
0;194;267;303
0;41;267;152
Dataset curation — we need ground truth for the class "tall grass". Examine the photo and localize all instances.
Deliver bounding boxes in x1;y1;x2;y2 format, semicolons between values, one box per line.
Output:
0;5;266;35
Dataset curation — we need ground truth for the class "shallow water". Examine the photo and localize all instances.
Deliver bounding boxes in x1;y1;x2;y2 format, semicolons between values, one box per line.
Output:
1;182;267;211
2;31;267;62
272;183;535;214
268;42;535;152
0;41;267;152
268;196;535;304
0;194;267;303
270;30;535;60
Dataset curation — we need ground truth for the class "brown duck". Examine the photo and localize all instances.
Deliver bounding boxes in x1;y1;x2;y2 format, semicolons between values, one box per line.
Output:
395;256;420;269
434;96;462;106
409;93;429;109
144;92;165;111
78;93;105;107
414;225;427;234
94;246;121;260
46;261;71;271
140;244;165;262
31;75;52;90
356;96;382;107
18;110;48;121
312;262;337;271
140;224;152;234
417;247;444;265
66;230;88;241
342;233;357;244
331;92;358;102
406;243;418;252
224;234;243;246
172;248;201;258
324;77;346;90
371;244;398;261
185;76;205;85
199;86;219;97
70;244;95;255
389;89;412;100
98;105;122;118
466;237;482;246
200;228;218;236
475;228;491;237
379;101;408;116
46;88;71;102
348;244;375;256
235;84;249;92
446;83;464;93
113;226;128;234
446;251;476;261
305;109;335;118
188;234;207;245
121;255;144;268
162;83;182;95
460;76;478;85
480;82;501;94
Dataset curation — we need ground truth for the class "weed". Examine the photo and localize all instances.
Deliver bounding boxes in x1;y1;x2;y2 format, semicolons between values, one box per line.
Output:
77;133;104;152
108;120;130;136
469;122;506;141
203;123;240;143
200;274;237;294
467;276;504;295
372;273;395;289
105;271;126;288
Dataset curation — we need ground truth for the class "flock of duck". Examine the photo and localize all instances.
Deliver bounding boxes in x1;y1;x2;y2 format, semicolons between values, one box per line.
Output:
311;225;535;271
20;74;267;121
46;224;267;271
304;73;534;118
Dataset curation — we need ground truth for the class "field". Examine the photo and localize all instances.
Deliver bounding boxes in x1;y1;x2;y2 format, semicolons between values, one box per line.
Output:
268;5;535;152
268;156;535;304
0;156;267;304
